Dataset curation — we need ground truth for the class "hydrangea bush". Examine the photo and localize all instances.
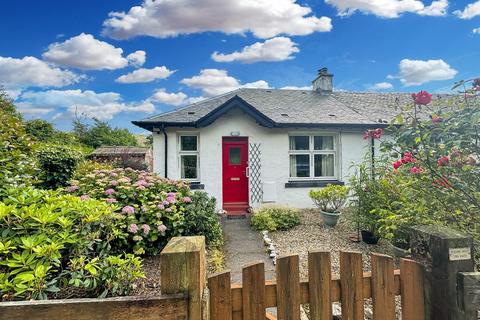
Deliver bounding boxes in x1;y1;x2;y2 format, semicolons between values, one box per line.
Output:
66;168;193;255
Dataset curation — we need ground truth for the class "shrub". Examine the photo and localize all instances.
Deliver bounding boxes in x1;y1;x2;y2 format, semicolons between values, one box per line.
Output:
36;144;84;189
309;184;348;213
0;94;37;198
67;168;192;255
184;191;223;247
0;188;143;300
74;160;115;178
251;206;300;231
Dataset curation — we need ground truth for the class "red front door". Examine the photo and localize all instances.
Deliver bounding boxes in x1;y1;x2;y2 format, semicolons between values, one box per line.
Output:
222;137;249;215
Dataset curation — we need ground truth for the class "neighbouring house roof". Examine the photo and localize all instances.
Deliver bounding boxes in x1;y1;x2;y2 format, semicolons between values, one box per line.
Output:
90;146;149;156
133;88;454;131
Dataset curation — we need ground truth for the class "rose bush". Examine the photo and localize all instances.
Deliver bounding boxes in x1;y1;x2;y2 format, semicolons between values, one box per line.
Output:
66;168;194;255
353;80;480;264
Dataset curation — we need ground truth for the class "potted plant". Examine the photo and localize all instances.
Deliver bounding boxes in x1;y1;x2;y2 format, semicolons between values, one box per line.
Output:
309;184;348;227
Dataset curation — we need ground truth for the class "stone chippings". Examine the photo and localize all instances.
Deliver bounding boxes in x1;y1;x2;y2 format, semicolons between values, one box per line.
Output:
270;209;404;319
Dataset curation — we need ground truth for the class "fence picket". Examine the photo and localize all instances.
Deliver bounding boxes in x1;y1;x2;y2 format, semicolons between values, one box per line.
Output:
308;251;331;320
340;251;364;320
276;255;301;320
400;259;425;320
208;271;232;320
242;262;266;320
371;253;395;319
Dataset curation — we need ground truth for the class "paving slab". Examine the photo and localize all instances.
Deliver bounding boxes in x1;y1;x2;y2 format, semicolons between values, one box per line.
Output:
222;217;275;283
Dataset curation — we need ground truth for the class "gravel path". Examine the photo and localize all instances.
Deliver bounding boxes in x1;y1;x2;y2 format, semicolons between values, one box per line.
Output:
270;209;395;278
270;209;401;319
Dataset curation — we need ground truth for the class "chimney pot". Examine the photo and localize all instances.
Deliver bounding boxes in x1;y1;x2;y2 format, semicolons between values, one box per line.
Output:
312;67;333;93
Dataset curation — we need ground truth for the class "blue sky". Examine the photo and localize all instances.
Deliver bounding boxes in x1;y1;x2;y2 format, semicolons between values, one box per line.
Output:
0;0;479;133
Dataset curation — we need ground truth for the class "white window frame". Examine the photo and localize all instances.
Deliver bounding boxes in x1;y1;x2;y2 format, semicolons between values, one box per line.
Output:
288;133;338;180
178;133;200;181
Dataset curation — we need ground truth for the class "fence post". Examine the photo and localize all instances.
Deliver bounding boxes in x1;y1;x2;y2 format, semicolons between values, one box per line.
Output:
457;272;480;319
410;225;475;320
161;236;207;320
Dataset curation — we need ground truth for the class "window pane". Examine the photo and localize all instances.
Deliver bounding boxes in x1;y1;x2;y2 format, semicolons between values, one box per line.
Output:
229;147;241;165
181;155;197;179
181;136;197;151
314;154;334;177
289;136;309;150
290;154;310;177
314;136;334;150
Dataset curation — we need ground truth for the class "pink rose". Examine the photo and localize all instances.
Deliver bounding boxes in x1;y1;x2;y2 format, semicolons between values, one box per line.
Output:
412;91;432;105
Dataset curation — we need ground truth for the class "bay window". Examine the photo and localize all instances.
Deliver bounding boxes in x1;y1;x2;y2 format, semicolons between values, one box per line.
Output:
179;135;199;180
289;134;337;179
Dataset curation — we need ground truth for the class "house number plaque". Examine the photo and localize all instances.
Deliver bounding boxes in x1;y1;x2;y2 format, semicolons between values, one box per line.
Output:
449;247;471;261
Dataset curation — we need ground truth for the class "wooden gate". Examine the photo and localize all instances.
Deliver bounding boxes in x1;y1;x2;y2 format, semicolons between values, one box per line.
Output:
208;251;425;320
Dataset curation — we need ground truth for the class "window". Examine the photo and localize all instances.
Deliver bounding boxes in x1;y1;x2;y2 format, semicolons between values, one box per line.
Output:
289;134;337;179
229;147;241;165
179;135;199;180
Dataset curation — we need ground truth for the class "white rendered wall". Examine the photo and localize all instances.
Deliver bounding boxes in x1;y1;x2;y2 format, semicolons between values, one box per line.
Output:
152;108;373;209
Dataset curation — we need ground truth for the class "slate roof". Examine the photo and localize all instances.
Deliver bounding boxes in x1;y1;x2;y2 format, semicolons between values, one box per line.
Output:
133;88;453;131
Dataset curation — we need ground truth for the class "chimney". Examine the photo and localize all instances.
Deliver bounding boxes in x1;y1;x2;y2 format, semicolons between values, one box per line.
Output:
312;67;333;93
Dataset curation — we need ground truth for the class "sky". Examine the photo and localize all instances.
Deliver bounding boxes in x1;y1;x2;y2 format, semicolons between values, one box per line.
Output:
0;0;479;133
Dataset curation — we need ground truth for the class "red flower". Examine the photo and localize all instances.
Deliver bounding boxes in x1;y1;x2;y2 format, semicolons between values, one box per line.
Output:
410;166;423;174
393;160;403;169
402;152;414;163
431;115;442;124
412;91;432;105
363;128;383;140
437;155;450;167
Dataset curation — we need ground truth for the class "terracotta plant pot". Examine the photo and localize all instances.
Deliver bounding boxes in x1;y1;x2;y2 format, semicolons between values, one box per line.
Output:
361;230;380;245
321;211;340;227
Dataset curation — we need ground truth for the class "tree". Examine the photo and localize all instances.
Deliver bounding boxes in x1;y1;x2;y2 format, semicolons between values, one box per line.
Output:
25;119;55;141
73;118;138;149
0;92;37;197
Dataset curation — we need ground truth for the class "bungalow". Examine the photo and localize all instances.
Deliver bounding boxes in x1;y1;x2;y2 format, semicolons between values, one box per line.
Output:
133;68;416;214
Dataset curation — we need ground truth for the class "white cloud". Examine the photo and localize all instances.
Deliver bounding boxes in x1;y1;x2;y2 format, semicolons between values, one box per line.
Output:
369;82;394;90
181;69;270;96
115;66;175;83
212;37;299;63
127;50;146;67
102;0;332;40
42;33;141;70
454;1;480;19
473;27;480;34
17;89;155;120
150;88;188;106
396;59;457;86
281;85;312;90
325;0;448;18
0;56;81;91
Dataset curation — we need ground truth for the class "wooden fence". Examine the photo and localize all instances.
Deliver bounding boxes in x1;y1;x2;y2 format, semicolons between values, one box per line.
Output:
0;236;426;320
209;251;425;320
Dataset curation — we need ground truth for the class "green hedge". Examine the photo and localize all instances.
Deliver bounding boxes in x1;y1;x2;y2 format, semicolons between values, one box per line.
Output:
250;206;300;231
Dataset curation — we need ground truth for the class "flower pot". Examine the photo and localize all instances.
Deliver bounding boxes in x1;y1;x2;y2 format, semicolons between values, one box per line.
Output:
321;211;340;227
361;230;380;245
392;245;410;258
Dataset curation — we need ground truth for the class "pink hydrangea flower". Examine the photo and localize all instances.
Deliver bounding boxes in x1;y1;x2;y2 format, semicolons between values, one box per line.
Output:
141;224;151;235
158;224;167;233
165;208;172;212
167;192;176;197
182;197;192;203
157;204;165;210
106;198;117;203
167;196;176;204
104;188;116;196
128;224;138;233
122;206;135;215
162;200;169;206
110;180;119;186
80;194;90;201
67;185;79;192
